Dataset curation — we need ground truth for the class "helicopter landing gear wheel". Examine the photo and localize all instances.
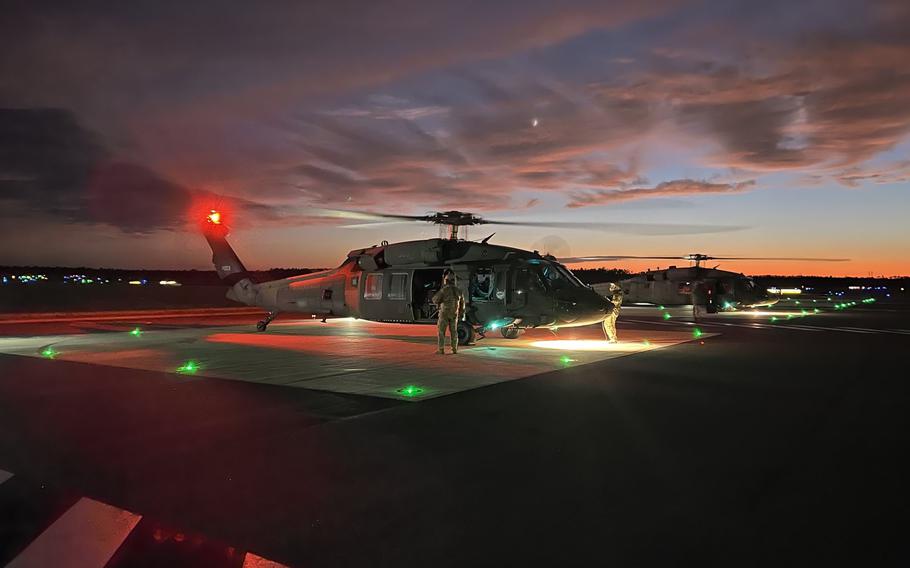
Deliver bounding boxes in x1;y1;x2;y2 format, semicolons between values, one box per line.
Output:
256;321;268;332
457;321;476;345
500;327;522;339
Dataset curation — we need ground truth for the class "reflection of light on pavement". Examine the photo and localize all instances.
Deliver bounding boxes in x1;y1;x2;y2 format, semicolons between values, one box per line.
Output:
721;310;807;318
529;340;642;352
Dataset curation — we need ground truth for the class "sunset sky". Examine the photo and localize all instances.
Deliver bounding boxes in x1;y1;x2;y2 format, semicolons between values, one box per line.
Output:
1;0;908;276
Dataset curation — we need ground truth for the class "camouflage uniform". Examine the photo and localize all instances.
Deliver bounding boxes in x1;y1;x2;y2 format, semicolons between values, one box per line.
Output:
604;284;623;342
432;279;465;353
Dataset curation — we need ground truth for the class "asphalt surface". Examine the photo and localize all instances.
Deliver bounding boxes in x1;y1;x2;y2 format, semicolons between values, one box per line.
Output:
0;300;908;566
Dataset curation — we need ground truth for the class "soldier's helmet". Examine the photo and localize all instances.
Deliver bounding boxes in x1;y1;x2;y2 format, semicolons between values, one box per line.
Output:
444;272;456;284
608;282;620;292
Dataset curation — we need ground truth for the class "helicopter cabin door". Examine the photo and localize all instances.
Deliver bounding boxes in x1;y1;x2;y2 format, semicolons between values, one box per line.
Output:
507;266;530;309
411;268;445;322
359;270;413;322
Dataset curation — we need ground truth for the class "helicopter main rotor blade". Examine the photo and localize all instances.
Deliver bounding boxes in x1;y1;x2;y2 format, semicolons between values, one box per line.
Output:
310;208;434;223
558;255;851;263
703;256;850;262
478;219;746;235
558;255;687;263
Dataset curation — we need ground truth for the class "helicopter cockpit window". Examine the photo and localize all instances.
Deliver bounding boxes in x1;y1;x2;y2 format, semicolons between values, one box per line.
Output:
555;264;584;287
535;261;583;289
470;268;495;301
364;273;383;300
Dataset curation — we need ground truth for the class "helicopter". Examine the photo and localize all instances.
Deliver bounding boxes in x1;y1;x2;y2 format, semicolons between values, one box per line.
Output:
559;253;849;313
199;208;743;343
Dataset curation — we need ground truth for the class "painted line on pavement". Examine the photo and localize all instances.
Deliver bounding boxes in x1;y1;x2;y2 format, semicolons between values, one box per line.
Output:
6;497;141;568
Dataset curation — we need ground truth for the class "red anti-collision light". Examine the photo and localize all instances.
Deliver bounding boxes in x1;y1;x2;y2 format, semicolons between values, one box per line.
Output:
207;210;222;225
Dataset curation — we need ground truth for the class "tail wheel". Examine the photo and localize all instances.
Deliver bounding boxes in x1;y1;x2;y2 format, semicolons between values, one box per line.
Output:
457;321;476;345
500;327;522;339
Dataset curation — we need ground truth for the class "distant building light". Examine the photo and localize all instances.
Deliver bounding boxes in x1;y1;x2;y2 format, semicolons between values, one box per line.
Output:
159;280;181;286
128;280;143;285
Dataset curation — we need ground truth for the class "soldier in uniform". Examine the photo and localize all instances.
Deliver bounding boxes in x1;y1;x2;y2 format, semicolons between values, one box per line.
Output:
432;272;465;354
603;282;623;343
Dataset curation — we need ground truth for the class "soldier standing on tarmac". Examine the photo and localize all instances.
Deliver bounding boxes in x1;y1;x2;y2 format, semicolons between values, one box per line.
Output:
432;271;465;354
603;282;623;343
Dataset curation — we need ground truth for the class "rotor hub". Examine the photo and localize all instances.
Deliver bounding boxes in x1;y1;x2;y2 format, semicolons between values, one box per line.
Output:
430;211;484;226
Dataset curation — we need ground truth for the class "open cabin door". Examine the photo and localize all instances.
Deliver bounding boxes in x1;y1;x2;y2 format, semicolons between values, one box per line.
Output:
412;268;445;322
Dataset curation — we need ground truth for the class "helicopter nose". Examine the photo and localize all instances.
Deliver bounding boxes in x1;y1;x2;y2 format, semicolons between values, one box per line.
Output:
568;292;612;326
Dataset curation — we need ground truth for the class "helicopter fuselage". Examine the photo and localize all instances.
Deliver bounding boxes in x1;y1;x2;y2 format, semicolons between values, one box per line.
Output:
229;238;612;333
603;266;776;310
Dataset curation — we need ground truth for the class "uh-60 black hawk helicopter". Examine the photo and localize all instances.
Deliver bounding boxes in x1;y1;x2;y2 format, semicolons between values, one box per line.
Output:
200;208;747;344
560;253;849;314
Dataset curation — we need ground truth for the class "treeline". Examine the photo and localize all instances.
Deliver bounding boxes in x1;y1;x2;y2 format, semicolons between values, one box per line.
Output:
0;266;327;285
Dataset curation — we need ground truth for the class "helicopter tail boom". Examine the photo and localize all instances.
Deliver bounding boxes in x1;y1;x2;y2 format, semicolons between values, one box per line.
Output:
200;210;258;305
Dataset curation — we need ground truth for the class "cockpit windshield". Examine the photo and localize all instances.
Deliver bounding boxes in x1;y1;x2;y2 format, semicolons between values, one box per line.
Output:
533;260;584;289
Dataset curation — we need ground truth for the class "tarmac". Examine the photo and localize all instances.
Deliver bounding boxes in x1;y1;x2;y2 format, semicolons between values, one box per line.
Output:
0;298;908;566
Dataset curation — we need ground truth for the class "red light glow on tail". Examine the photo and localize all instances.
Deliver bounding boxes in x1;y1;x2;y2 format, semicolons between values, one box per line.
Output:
191;198;232;236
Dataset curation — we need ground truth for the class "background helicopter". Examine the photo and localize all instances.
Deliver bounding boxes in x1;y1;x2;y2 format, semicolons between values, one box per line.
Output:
559;253;849;313
200;208;742;343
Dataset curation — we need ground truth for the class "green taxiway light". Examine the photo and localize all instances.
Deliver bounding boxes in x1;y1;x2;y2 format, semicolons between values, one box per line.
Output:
658;305;665;310
397;385;424;397
693;328;703;339
795;300;800;305
129;327;143;337
786;314;794;320
801;309;808;315
827;297;832;301
642;339;651;346
770;316;778;322
813;308;820;313
41;347;57;359
662;312;672;320
560;355;577;366
176;361;199;374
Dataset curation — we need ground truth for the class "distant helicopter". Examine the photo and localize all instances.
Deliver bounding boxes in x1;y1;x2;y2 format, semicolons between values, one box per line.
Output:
560;254;849;313
200;208;741;343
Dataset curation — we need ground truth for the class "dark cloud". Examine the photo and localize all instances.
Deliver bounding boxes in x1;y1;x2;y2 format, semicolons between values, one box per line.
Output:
0;108;276;232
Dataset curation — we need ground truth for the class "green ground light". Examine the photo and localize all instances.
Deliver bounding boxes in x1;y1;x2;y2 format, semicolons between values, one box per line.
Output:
814;308;820;313
129;327;143;337
642;339;651;346
662;312;672;320
397;385;424;398
658;305;665;310
41;347;57;359
693;328;703;339
770;316;778;322
176;361;199;374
